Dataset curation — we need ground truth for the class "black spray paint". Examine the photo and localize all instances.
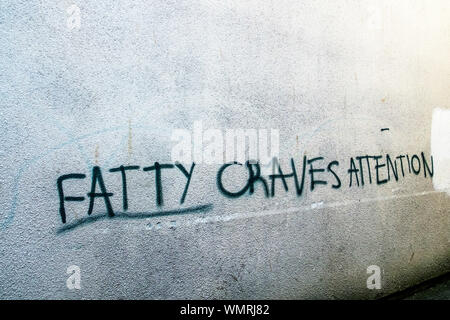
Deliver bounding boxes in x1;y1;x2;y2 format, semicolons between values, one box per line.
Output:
56;152;434;227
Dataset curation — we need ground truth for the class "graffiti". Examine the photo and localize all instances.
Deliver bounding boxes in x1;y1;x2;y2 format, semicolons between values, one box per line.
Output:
57;162;196;224
217;152;433;198
347;153;433;187
56;152;433;232
57;204;213;233
216;156;340;198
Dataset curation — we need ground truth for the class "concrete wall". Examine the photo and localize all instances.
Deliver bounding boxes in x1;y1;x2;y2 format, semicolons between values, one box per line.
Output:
0;0;449;299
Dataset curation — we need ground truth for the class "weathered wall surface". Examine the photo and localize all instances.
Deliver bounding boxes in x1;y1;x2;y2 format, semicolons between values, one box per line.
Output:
0;0;449;299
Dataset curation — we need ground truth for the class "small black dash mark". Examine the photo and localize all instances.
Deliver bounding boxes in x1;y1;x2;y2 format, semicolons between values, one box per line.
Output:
381;128;389;132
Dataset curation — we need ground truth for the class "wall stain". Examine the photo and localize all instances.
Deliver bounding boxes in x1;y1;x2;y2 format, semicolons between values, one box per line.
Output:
128;119;133;160
94;145;99;165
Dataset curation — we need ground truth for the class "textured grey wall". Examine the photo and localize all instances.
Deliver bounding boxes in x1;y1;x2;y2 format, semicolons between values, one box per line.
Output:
0;0;449;299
